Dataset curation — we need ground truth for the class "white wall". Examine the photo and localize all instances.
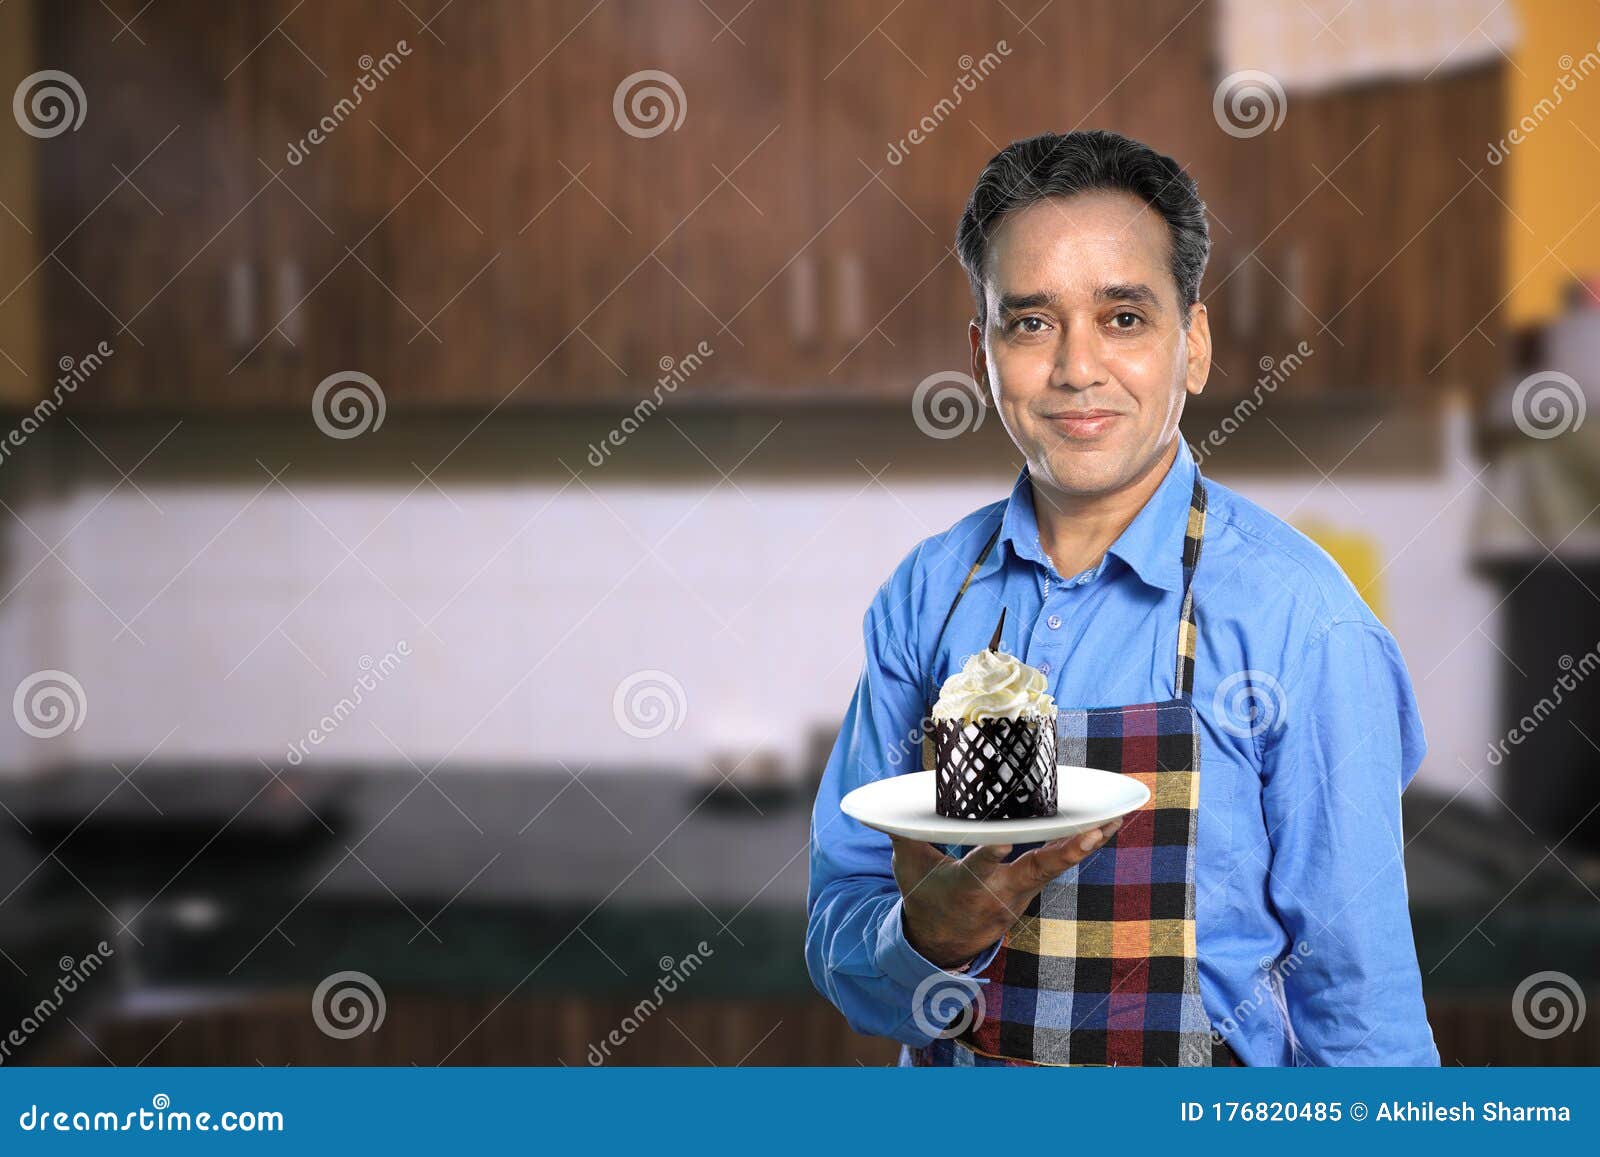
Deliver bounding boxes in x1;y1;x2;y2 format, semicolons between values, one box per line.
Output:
0;404;1500;804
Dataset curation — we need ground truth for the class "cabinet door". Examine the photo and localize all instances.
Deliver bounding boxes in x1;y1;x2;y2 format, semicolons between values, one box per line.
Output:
812;0;1245;404
248;0;541;407
813;0;1002;402
247;0;817;408
1256;64;1505;397
39;0;266;407
565;0;823;400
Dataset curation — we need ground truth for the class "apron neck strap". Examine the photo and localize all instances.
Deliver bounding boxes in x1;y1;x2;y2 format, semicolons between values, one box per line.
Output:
1173;468;1209;701
923;458;1211;702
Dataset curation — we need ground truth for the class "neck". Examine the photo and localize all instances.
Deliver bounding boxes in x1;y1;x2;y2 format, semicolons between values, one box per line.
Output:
1029;438;1179;579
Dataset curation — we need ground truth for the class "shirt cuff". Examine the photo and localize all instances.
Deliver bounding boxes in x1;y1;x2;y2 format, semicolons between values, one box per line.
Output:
875;895;1002;990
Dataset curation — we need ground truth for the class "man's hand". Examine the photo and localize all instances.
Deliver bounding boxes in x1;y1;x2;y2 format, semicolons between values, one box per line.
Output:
889;818;1125;969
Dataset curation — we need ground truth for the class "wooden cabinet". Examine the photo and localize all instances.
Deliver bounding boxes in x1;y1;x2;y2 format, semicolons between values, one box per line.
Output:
35;0;1504;409
39;0;265;406
1253;64;1505;398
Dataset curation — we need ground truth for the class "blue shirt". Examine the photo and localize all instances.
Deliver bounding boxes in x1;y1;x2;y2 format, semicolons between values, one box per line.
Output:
805;443;1438;1066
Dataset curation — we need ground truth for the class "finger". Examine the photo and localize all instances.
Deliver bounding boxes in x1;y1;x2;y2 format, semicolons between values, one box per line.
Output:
959;842;1013;870
1007;819;1123;886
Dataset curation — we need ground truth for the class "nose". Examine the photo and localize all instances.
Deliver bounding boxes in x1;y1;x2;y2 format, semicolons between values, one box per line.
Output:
1051;320;1109;391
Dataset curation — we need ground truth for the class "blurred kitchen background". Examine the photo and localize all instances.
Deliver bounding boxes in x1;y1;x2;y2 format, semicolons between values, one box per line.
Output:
0;0;1595;1066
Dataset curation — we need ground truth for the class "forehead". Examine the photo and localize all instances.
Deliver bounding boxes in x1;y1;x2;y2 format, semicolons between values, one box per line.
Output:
982;190;1173;300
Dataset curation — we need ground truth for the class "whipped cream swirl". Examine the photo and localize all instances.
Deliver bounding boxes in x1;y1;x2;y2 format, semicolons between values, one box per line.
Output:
931;648;1057;724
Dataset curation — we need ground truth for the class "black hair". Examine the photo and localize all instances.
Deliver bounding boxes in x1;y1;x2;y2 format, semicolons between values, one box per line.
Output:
955;129;1210;328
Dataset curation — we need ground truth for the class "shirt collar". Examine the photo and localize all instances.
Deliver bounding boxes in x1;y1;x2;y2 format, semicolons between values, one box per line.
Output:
995;444;1194;595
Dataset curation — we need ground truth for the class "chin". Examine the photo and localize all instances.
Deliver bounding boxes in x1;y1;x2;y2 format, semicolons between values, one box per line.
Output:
1031;445;1130;495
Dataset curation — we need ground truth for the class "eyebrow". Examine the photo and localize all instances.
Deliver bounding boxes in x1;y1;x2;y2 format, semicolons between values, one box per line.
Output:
997;283;1163;315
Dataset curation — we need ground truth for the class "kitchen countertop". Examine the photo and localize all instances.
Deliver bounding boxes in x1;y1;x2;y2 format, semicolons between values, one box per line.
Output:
0;763;1595;999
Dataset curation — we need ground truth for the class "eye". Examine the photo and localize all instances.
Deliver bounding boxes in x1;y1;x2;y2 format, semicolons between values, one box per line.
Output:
1007;315;1049;335
1109;311;1143;330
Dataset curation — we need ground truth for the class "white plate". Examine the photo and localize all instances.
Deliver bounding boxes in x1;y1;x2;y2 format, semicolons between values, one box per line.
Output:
839;766;1150;847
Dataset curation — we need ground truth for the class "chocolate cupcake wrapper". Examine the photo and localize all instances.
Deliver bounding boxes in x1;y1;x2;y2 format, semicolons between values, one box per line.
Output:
932;716;1057;820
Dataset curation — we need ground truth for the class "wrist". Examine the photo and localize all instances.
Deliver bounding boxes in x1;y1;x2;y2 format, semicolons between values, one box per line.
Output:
901;903;978;971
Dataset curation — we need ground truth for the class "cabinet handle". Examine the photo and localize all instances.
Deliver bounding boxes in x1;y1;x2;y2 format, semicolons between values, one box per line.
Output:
227;259;255;355
789;251;818;343
1281;242;1306;334
833;250;867;342
1229;248;1256;339
276;259;305;352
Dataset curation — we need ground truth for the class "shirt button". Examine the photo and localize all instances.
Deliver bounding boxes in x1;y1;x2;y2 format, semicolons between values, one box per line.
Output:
1038;661;1052;676
1047;614;1062;630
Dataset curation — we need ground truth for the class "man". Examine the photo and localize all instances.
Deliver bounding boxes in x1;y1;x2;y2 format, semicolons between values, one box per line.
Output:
805;130;1437;1066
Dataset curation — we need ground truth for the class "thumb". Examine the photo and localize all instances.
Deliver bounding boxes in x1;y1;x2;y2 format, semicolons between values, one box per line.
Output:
888;835;952;873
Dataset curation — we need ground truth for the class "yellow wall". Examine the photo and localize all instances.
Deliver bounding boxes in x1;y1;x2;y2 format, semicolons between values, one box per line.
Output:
1505;0;1600;326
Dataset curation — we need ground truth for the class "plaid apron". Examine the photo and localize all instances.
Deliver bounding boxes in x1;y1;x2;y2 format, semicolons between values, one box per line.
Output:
909;467;1240;1067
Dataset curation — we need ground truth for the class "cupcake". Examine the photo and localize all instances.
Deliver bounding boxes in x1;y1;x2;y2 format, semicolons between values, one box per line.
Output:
930;610;1058;820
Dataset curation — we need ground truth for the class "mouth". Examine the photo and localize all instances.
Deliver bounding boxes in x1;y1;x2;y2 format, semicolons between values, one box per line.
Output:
1044;410;1122;439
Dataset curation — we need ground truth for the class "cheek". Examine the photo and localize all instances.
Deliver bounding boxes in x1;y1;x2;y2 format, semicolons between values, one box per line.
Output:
1108;337;1182;392
989;341;1055;391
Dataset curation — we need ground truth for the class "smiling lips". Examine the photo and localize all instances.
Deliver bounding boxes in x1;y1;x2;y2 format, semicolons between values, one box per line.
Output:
1046;410;1121;438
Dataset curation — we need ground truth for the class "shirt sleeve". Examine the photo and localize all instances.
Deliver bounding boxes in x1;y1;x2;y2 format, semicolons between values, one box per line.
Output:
804;577;1001;1047
1260;617;1439;1065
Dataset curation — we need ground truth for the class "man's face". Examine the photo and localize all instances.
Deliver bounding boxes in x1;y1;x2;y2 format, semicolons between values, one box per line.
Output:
969;190;1210;498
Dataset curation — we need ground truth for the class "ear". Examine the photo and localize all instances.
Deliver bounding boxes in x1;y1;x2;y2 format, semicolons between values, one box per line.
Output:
969;317;989;399
1183;302;1211;397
